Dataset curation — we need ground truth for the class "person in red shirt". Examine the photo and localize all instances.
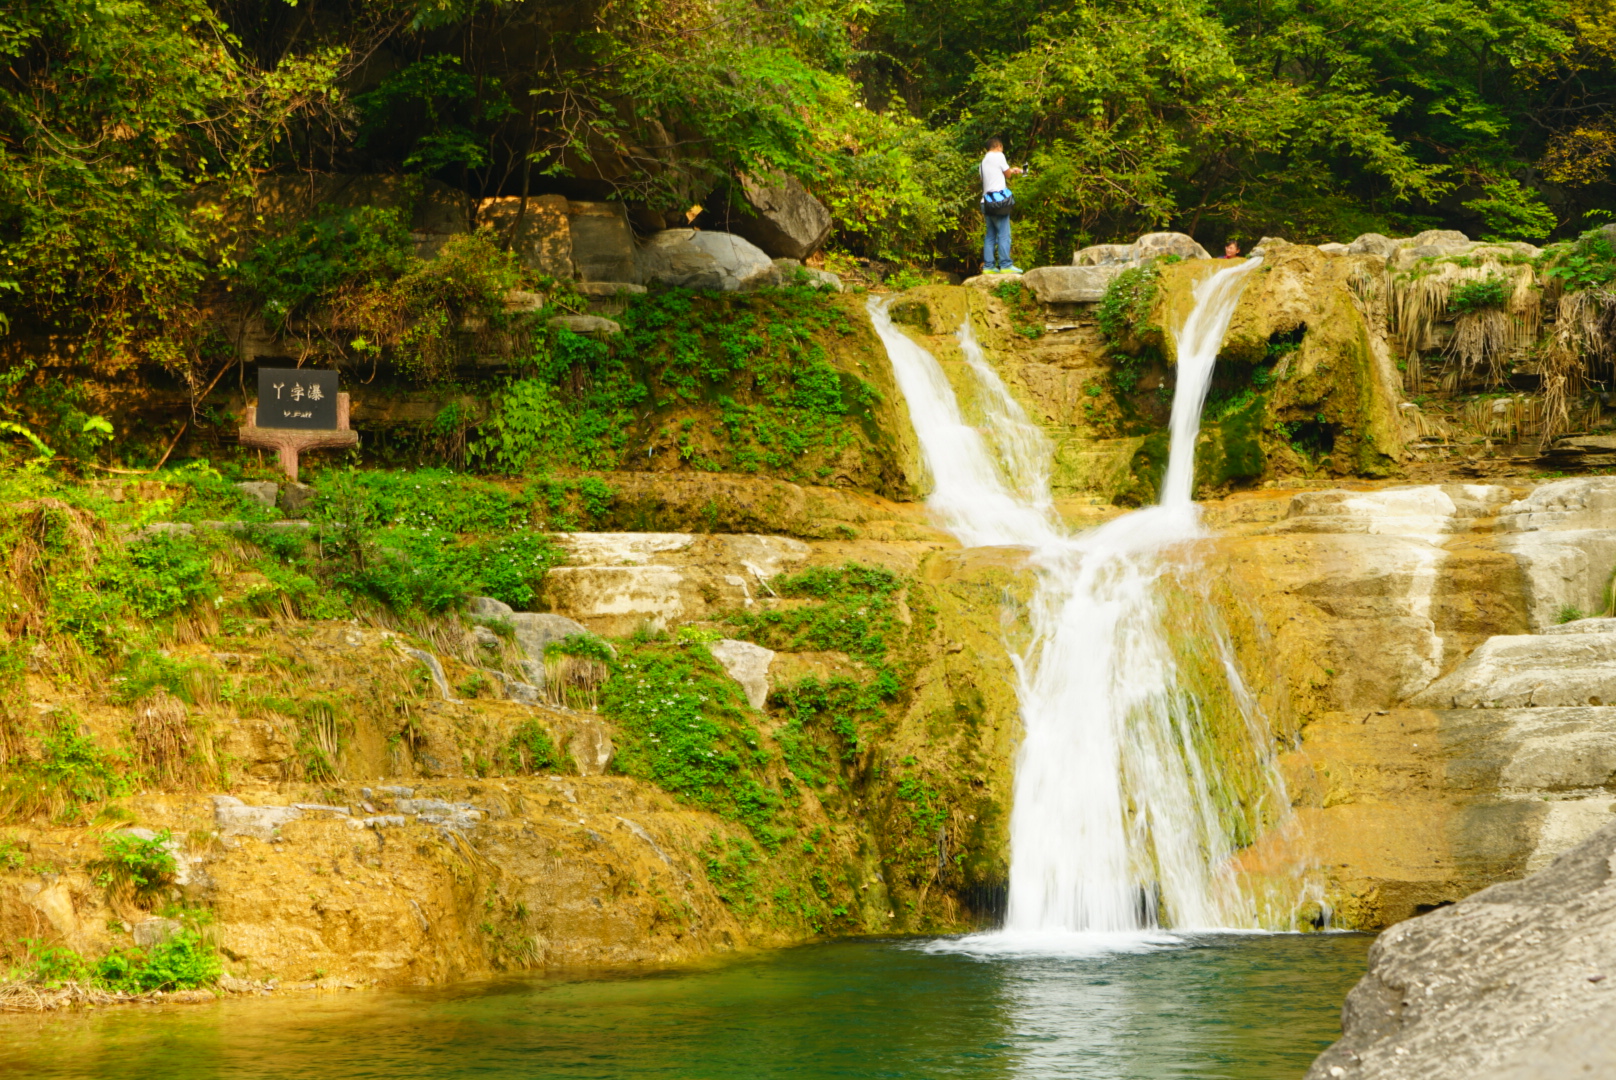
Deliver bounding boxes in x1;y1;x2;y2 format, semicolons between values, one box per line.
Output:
1223;240;1242;258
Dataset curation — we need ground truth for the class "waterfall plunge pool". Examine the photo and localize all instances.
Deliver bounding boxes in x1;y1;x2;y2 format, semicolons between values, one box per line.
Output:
1;932;1368;1079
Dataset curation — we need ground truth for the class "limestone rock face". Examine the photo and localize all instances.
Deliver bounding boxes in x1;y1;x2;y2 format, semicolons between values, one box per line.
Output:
568;201;641;283
1021;265;1123;303
1410;631;1616;707
1171;242;1405;477
212;795;302;840
1305;820;1616;1080
708;639;776;709
637;229;775;291
478;194;573;278
542;532;811;636
732;172;833;260
1497;478;1616;630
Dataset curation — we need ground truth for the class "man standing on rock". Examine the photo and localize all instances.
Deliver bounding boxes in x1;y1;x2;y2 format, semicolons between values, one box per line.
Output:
981;137;1024;275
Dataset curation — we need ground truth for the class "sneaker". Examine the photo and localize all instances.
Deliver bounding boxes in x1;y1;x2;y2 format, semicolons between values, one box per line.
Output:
1004;265;1025;274
981;267;998;275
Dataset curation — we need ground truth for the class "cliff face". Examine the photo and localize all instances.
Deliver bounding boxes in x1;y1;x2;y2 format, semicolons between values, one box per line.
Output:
6;273;1614;995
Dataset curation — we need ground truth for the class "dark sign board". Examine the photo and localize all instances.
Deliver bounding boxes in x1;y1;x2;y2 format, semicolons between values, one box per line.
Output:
256;368;339;430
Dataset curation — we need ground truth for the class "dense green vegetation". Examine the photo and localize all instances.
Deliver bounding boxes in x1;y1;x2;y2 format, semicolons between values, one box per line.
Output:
4;0;1613;366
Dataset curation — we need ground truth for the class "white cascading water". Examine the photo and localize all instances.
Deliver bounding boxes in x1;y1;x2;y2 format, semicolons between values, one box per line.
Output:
870;259;1267;940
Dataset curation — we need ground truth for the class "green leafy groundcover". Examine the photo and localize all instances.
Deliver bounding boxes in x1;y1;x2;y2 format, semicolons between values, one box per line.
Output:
476;286;881;480
604;636;781;844
8;930;220;994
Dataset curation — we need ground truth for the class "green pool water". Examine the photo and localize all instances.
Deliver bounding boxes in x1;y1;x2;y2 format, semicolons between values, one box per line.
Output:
0;932;1369;1080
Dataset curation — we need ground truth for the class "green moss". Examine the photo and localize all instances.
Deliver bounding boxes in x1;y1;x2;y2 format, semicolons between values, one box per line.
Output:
1121;430;1170;505
1207;393;1266;488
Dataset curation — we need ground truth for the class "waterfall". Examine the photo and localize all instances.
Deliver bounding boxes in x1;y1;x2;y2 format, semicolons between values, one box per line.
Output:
870;259;1266;940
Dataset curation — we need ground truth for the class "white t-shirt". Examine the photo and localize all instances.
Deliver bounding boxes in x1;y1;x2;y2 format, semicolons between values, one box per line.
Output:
981;150;1010;194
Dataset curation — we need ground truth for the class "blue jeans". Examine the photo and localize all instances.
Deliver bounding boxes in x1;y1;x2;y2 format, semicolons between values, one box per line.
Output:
982;208;1012;270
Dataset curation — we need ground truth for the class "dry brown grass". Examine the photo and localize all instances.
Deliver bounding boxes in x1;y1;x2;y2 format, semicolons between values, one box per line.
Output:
1390;260;1539;388
1541;286;1616;445
130;692;195;789
1;500;104;639
542;655;607;712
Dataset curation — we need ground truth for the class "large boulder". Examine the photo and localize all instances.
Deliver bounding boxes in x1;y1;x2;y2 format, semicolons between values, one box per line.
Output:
1072;243;1137;266
478;194;573;278
1305;819;1616;1080
731;172;833;260
1132;231;1211;261
637;229;774;291
568;201;641;283
1021;265;1124;303
1070;232;1210;267
1347;233;1398;257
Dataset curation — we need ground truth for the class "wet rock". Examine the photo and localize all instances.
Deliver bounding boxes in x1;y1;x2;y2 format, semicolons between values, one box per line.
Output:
398;646;458;702
1305;820;1616;1080
708;639;775;709
731;172;833;260
637;229;774;291
1497;478;1616;630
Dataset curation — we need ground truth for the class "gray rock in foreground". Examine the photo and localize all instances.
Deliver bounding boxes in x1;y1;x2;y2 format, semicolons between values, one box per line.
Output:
1306;819;1616;1080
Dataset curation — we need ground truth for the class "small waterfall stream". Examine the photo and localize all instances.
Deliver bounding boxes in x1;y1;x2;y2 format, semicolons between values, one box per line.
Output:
870;259;1267;941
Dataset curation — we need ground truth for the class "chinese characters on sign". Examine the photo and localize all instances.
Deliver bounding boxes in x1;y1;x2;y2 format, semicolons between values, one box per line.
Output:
256;368;339;430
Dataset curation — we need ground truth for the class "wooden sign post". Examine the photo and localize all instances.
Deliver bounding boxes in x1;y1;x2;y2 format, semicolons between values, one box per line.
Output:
237;368;358;481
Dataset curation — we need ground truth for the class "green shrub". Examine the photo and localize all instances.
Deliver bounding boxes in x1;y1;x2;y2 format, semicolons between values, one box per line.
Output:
1543;227;1616;294
0;834;27;870
237;206;415;332
1447;275;1510;315
498;719;565;774
1096;263;1161;346
9;929;220;993
0;717;128;820
544;633;615;663
89;830;177;905
101;531;217;619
